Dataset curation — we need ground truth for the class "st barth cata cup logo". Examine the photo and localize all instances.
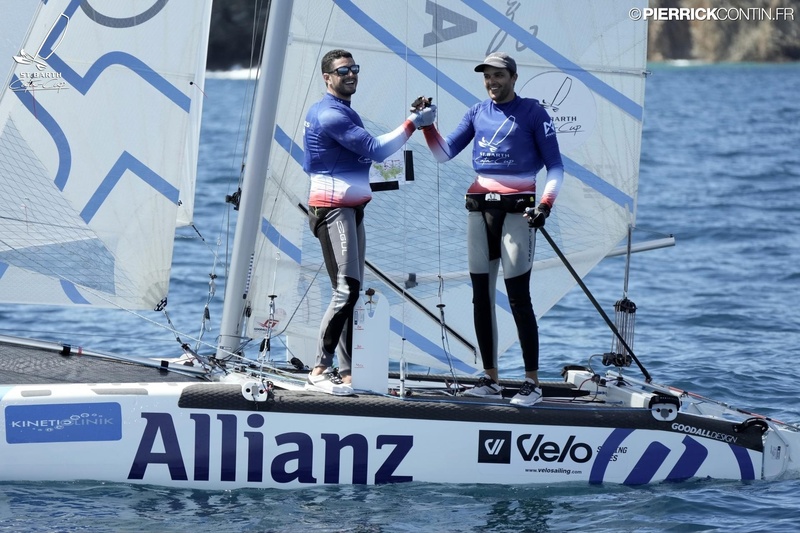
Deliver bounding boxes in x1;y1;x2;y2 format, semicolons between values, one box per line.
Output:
518;71;597;152
11;13;69;92
478;115;516;153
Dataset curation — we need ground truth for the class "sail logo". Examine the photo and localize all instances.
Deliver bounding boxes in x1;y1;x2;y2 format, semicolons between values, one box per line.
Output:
128;412;414;485
478;430;512;463
5;403;121;443
519;72;597;152
11;13;69;93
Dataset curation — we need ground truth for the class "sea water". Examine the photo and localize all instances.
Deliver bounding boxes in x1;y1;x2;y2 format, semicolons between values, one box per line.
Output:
0;63;799;532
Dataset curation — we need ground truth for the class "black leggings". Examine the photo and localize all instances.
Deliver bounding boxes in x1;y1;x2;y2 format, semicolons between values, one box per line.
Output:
308;205;366;375
468;209;539;373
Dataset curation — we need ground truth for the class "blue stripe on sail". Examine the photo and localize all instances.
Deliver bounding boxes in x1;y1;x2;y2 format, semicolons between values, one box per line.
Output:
624;441;670;485
275;126;304;168
333;0;634;210
590;428;633;483
564;158;633;210
390;317;477;373
11;75;72;191
80;151;179;223
60;280;91;304
263;127;303;261
463;0;643;121
46;52;192;113
261;217;302;264
495;291;510;313
666;436;708;481
0;262;7;278
471;281;511;314
730;443;756;480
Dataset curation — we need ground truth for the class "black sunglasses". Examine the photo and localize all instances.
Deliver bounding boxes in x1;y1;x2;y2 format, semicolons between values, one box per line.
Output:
326;64;360;76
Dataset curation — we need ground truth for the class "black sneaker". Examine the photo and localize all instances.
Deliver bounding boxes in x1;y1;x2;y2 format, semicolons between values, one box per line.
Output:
464;375;502;397
510;379;542;406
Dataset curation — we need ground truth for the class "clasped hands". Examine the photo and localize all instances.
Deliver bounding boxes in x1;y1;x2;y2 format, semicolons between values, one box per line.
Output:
408;96;436;129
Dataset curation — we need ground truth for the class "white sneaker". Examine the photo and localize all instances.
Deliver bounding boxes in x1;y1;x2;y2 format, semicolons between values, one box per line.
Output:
510;379;542;406
464;375;502;397
305;371;353;396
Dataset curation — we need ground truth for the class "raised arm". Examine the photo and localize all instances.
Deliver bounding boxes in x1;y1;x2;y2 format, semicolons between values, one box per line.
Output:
320;105;435;163
422;107;475;163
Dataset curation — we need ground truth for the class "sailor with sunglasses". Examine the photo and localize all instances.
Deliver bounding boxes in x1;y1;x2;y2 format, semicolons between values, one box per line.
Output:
303;49;436;395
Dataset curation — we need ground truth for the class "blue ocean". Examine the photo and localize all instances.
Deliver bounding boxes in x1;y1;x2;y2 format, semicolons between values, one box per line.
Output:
1;62;799;532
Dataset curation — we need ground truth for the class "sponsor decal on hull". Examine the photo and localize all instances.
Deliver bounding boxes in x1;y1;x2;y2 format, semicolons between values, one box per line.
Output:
128;412;414;485
5;403;121;443
478;427;757;484
478;430;593;466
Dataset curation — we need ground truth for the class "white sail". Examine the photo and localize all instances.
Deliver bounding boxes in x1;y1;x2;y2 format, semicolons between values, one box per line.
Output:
0;0;211;309
245;0;648;372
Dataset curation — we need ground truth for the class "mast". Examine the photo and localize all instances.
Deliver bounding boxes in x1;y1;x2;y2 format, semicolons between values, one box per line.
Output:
216;0;294;358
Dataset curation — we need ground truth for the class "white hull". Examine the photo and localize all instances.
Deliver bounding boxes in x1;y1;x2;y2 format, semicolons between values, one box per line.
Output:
1;339;798;489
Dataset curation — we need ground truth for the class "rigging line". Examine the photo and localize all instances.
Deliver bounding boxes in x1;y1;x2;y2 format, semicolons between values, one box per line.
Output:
185;222;223;258
225;0;267;202
397;2;412;361
55;278;226;357
269;260;325;338
9;265;242;365
0;215;94;231
239;0;269;176
427;10;463;377
538;226;651;383
437;301;463;385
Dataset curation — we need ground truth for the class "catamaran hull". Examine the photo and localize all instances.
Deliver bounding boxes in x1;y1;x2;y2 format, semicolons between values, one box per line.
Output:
0;380;793;489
